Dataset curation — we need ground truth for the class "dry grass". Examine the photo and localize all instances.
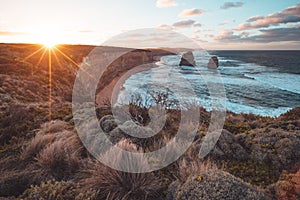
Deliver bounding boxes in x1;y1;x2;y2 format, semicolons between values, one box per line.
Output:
21;133;56;161
81;139;163;200
36;139;82;180
178;158;219;183
40;120;71;134
20;180;99;200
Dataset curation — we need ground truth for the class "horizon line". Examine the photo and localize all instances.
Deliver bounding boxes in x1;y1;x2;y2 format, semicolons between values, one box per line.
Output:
1;42;300;51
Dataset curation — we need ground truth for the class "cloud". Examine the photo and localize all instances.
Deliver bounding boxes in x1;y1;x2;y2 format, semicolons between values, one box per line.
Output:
194;30;201;34
236;3;300;30
78;30;94;33
219;20;231;26
178;8;205;17
0;31;25;36
192;36;208;43
158;21;201;30
248;27;300;42
220;2;244;9
156;0;178;8
157;24;174;30
173;19;196;28
246;15;263;22
213;30;241;41
213;27;300;43
193;23;202;27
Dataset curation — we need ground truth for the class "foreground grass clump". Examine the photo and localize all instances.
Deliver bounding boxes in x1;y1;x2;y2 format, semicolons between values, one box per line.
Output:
20;180;99;200
36;139;82;180
21;133;56;161
81;139;163;200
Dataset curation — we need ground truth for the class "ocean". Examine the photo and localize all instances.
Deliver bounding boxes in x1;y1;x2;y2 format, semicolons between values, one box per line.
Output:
117;50;300;117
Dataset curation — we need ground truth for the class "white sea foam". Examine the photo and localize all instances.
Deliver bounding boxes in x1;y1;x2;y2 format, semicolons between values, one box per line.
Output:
244;72;300;94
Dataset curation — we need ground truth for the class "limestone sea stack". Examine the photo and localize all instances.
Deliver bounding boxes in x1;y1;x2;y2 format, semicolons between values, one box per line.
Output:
208;56;219;69
179;51;196;67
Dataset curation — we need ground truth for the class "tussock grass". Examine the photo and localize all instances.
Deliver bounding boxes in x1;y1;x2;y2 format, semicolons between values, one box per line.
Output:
36;139;82;180
81;139;163;200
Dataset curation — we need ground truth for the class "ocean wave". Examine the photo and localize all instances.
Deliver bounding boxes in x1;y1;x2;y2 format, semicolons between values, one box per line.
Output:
244;72;300;94
225;101;292;117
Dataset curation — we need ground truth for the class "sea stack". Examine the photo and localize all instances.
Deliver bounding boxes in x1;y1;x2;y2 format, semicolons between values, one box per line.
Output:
179;51;196;67
208;56;219;69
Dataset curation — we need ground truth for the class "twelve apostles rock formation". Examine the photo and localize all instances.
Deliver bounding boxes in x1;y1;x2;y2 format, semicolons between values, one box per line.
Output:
208;56;219;69
179;51;196;67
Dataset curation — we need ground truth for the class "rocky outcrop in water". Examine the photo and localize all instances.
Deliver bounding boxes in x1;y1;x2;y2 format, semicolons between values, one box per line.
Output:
179;51;196;66
208;56;219;69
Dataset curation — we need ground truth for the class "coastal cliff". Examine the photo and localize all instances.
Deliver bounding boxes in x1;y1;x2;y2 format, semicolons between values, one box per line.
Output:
94;48;174;105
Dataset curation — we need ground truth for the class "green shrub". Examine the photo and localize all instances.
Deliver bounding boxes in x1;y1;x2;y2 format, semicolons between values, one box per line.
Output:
223;159;278;187
224;121;250;134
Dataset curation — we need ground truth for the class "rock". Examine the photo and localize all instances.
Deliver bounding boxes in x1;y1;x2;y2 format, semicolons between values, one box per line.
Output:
179;51;196;66
99;115;118;133
208;56;219;69
108;127;127;144
287;123;296;131
108;121;155;147
167;170;270;200
119;120;155;138
204;129;249;160
238;128;300;171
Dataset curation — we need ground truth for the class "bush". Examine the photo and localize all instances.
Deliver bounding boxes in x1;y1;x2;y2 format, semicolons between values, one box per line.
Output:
279;107;300;121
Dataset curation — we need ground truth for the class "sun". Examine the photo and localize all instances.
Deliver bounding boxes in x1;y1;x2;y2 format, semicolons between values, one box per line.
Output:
29;28;61;48
43;41;57;48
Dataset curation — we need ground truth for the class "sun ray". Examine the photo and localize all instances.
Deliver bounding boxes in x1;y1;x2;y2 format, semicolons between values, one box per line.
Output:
29;48;47;75
21;46;45;62
54;47;81;68
48;48;52;121
36;48;47;65
54;46;97;81
52;48;63;70
34;48;47;68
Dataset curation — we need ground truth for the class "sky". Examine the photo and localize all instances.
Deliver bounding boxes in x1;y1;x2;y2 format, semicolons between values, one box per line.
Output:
0;0;299;50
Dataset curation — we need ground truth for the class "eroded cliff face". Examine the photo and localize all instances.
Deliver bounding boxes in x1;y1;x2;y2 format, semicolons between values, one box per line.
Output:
94;48;173;105
179;51;196;67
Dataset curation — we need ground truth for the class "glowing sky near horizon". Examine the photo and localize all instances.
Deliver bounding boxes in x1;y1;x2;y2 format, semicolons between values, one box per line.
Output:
0;0;299;50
